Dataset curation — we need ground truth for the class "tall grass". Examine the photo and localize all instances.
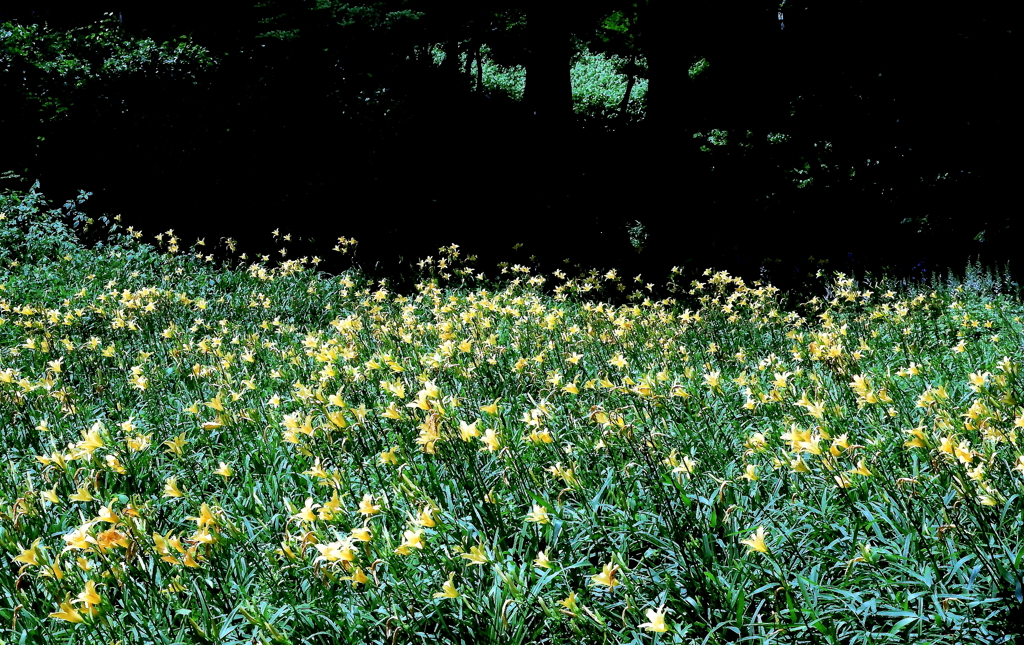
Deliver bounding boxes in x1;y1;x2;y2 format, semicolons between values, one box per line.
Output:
1;191;1022;644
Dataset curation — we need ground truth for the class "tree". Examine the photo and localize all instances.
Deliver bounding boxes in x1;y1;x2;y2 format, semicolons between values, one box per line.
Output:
1;14;216;163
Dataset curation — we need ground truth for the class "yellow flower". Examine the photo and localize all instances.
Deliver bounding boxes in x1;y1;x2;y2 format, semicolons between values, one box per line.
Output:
64;526;96;551
351;522;372;542
458;419;481;441
163;432;188;456
395;529;424;555
849;459;872;477
341;568;370;588
591;562;620;589
214;462;233;480
105;454;127;474
741;464;758;481
13;538;44;568
357;494;380;516
79;423;105;453
740;526;769;553
75;579;102;610
96;528;128;551
479;428;501;452
789;456;810;473
187;503;218;532
849;375;871;396
314;538;357;565
672;456;698;477
381;403;403;420
69;485;94;502
609;353;627;369
526;428;554;444
292;497;319;523
49;594;86;623
313;490;340;520
967;463;986;482
40;559;65;580
433;572;459;598
414;505;436;528
829;434;851;457
205;393;225;412
480;399;500;415
533;550;551;569
558;591;579;614
460;544;487;565
380;446;399;465
1012;455;1024;474
639;604;669;632
745;432;767;452
704;370;722;391
525;504;550;524
953;441;974;464
163;477;185;498
903;425;929;449
126;433;152;452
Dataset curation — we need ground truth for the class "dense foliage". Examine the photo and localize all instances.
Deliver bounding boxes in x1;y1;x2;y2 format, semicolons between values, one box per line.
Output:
1;186;1022;644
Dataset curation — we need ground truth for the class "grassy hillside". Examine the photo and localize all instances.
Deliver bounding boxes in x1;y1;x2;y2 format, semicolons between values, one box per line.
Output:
1;191;1022;644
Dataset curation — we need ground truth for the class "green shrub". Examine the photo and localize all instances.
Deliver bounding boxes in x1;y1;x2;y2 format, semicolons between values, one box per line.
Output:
0;179;94;266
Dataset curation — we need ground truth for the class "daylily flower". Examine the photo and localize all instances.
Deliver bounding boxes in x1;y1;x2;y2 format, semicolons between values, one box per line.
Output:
49;594;85;623
740;526;769;553
214;462;233;480
525;504;550;524
460;544;487;565
163;477;184;498
591;562;620;589
639;604;669;632
13;538;44;568
433;572;459;598
559;591;579;614
358;494;380;516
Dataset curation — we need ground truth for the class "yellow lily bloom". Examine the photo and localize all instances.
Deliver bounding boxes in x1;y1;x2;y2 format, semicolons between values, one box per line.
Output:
591;562;620;589
433;572;459;598
460;544;487;565
740;526;769;553
163;477;185;498
49;594;86;623
525;504;550;524
639;605;669;632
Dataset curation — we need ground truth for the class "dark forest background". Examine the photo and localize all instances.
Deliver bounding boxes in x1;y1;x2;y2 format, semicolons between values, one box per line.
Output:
1;1;1017;291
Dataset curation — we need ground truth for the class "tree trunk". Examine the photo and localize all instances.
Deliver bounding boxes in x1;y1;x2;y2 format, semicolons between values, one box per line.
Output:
475;46;484;92
631;0;679;273
633;1;670;131
617;55;637;122
520;0;573;262
463;41;475;77
523;1;571;123
441;40;460;77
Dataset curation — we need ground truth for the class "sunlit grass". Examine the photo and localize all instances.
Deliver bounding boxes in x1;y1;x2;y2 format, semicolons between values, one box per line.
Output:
430;45;647;118
1;196;1022;644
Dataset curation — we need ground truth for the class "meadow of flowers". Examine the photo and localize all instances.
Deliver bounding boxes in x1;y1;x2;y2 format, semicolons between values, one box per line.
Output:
1;204;1022;644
